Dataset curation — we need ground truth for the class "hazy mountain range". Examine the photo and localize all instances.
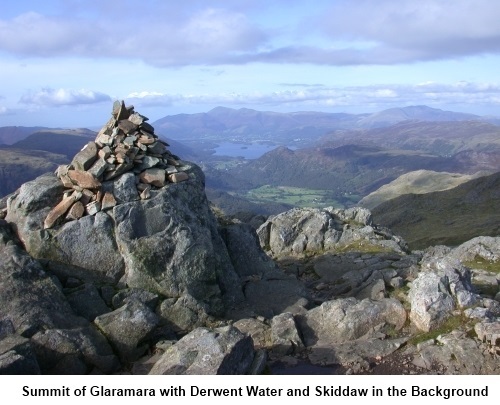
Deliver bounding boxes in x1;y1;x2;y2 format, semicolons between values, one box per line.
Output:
152;105;491;146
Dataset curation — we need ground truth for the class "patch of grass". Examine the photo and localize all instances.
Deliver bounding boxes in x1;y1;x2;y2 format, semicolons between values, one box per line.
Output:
463;256;500;274
387;284;411;310
408;313;475;346
336;240;392;254
240;185;344;208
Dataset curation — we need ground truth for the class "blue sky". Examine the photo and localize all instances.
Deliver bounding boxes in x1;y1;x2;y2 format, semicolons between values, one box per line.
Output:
1;0;500;127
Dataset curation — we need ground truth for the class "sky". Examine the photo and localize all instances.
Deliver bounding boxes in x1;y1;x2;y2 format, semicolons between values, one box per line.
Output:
1;0;500;127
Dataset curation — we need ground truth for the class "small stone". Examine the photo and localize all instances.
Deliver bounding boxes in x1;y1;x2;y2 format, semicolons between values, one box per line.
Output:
88;158;108;178
114;100;130;121
101;192;117;210
126;147;139;161
148;142;166;155
55;165;70;177
390;277;405;289
67;170;101;189
166;157;180;166
60;174;74;188
124;136;137;146
129;113;148;125
104;161;134;181
112;100;122;117
96;133;113;146
96;190;103;202
140;185;151;200
86;201;101;216
66;201;85;220
137;135;155;145
136;182;149;192
80;189;94;205
115;152;127;164
139;168;165;187
44;193;78;229
165;165;178;175
140;122;155;133
138;156;160;171
118;119;138;135
71;142;98;171
98;146;112;159
168;172;189;183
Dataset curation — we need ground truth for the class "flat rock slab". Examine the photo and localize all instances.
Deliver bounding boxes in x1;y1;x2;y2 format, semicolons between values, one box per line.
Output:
95;301;159;362
149;326;254;375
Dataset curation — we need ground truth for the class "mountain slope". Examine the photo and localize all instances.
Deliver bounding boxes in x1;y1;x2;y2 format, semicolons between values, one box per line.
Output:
359;170;489;209
9;129;96;159
227;143;495;199
0;149;68;197
372;171;500;249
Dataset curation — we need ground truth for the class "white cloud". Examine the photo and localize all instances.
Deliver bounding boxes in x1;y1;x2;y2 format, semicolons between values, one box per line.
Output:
319;0;500;62
1;1;499;67
126;81;500;110
0;7;266;66
20;88;111;107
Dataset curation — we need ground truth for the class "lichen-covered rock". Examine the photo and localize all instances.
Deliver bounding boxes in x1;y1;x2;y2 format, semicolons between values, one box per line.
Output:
448;236;500;263
257;207;408;257
158;294;211;334
296;297;406;347
94;301;159;362
148;326;254;375
408;271;455;332
413;330;499;374
66;283;111;321
270;312;304;357
409;257;480;332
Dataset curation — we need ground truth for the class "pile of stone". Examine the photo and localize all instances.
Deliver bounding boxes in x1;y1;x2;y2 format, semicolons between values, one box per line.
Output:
44;100;188;229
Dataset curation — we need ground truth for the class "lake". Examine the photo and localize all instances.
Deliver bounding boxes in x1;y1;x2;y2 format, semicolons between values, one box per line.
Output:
213;142;278;159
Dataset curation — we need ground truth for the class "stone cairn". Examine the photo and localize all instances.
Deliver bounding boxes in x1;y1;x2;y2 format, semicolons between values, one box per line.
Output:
44;100;189;229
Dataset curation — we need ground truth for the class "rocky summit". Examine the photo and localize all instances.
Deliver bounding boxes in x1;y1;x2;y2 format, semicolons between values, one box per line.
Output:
0;101;499;375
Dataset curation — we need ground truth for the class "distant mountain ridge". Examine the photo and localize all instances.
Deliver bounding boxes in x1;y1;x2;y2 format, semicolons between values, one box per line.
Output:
153;105;487;146
320;120;500;156
0;126;47;145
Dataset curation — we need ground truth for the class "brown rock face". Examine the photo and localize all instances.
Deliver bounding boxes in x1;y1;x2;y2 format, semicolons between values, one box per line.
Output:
139;168;166;187
168;172;189;183
44;193;79;229
66;201;85;220
67;170;102;189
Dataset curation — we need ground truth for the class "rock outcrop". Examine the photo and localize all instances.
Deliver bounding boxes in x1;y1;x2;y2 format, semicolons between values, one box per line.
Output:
257;207;408;257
